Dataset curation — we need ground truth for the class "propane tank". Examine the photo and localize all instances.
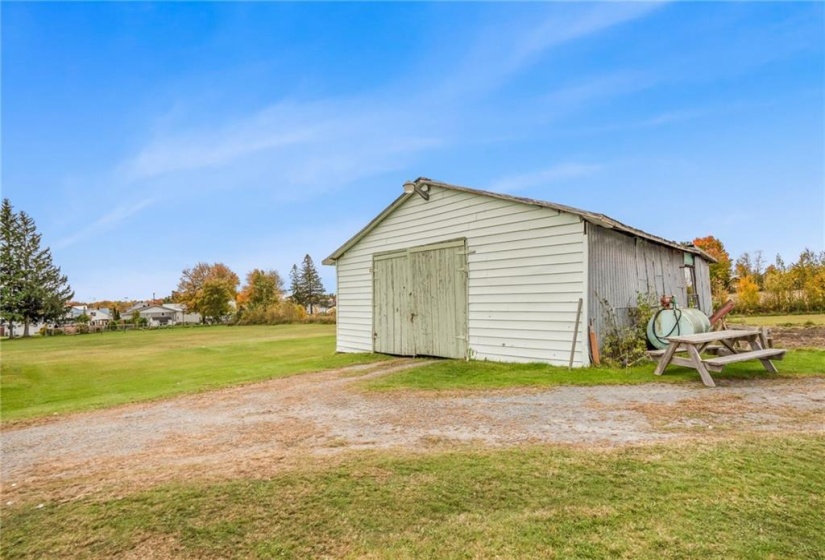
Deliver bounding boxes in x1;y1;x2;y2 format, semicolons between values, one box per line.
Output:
646;296;711;350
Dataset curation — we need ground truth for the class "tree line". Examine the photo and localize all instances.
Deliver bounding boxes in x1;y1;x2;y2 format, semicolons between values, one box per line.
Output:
693;236;825;314
1;196;336;336
7;193;819;340
173;254;333;324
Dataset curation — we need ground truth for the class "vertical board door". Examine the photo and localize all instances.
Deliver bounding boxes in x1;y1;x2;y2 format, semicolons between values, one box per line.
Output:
409;241;468;359
372;239;468;359
373;251;411;356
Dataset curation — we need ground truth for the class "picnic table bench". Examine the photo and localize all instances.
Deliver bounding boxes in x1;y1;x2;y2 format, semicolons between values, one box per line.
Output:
650;329;786;388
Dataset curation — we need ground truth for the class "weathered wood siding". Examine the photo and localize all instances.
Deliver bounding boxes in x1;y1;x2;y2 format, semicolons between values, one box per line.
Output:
587;225;712;342
693;257;712;315
335;185;589;365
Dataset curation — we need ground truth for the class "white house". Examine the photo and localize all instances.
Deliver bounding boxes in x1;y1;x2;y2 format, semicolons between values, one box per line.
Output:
88;308;111;327
137;304;201;326
323;178;713;366
137;305;177;326
0;319;46;338
161;303;202;324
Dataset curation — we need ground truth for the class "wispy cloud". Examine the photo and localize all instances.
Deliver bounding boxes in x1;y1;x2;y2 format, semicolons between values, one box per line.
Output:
436;2;664;97
116;96;445;201
543;72;656;110
489;163;602;193
67;2;663;247
512;3;664;67
228;217;368;288
574;108;706;135
55;197;157;249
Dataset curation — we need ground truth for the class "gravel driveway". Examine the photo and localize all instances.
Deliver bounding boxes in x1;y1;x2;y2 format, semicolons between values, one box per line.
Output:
2;360;824;503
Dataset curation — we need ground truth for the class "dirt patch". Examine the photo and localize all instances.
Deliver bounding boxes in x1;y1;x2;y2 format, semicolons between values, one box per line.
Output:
771;326;825;349
620;388;825;433
2;361;823;505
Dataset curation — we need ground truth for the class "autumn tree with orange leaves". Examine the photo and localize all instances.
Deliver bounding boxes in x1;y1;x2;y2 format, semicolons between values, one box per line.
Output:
175;262;240;323
693;235;733;308
237;269;283;310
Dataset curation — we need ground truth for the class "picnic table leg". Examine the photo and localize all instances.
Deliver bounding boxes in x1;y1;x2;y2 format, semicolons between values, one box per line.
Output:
686;345;716;388
747;337;779;373
654;342;679;376
759;327;771;350
716;339;739;356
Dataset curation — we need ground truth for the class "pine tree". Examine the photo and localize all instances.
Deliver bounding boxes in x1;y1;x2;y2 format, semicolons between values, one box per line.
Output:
0;199;22;332
299;254;325;314
0;199;74;336
289;264;304;307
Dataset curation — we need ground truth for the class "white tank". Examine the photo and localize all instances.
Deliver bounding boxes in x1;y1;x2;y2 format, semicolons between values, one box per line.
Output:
647;307;711;349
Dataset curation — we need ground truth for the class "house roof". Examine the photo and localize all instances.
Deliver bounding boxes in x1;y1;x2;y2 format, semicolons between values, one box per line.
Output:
323;178;716;265
139;305;178;314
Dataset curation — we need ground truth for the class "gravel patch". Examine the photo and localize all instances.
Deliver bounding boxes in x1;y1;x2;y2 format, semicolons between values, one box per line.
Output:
2;361;823;502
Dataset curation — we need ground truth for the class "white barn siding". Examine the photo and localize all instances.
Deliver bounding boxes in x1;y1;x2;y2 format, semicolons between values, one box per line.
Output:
335;186;589;365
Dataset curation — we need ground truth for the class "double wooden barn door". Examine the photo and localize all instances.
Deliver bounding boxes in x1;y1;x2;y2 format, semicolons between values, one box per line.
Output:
373;239;468;359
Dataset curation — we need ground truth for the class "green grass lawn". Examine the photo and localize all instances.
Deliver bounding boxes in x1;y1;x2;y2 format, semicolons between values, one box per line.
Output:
364;349;825;392
3;434;822;559
4;326;822;419
728;313;825;326
0;325;386;422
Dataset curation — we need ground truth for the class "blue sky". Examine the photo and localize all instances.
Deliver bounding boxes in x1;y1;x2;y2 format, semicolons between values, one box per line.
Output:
3;2;823;301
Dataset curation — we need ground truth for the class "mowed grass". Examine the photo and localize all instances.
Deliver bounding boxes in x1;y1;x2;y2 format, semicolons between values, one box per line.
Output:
0;325;386;422
728;313;825;326
364;349;825;392
3;434;823;559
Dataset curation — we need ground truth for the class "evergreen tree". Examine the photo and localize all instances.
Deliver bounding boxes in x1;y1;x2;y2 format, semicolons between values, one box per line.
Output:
0;199;74;336
299;254;325;314
0;200;22;331
289;264;304;306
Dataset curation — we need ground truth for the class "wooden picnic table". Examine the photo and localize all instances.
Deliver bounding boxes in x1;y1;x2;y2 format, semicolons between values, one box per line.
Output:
651;329;786;388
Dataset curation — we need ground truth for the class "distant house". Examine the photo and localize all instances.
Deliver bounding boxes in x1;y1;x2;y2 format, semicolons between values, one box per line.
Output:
0;301;200;337
124;301;152;315
0;318;46;338
162;303;202;324
138;305;178;326
63;305;88;323
122;301;201;325
1;304;82;337
324;178;714;366
88;308;111;327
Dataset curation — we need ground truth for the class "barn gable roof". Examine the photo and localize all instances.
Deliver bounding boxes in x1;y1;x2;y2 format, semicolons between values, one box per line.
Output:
323;178;715;265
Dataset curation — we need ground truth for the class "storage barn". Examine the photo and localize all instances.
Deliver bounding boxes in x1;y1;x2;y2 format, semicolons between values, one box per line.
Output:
323;178;714;366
